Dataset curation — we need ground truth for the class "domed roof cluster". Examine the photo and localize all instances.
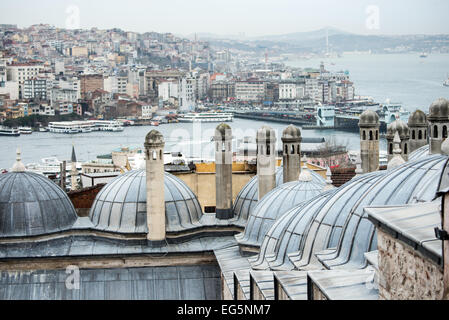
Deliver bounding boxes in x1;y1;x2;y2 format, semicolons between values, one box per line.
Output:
386;120;409;139
232;167;325;223
250;154;447;271
89;170;203;233
0;171;78;238
236;172;326;248
428;98;449;121
408;109;427;127
359;110;379;127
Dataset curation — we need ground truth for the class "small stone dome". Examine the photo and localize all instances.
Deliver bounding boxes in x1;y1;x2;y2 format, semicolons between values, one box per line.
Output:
256;125;276;142
89;170;203;234
282;125;301;142
236;170;325;248
0;171;78;238
428;98;449;121
214;123;232;140
359;110;379;127
408;109;427;127
386;119;410;139
145;130;164;144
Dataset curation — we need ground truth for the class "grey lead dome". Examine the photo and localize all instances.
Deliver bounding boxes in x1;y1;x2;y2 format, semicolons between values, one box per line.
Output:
408;109;427;127
236;171;326;248
0;171;78;238
232;167;325;223
89;170;203;233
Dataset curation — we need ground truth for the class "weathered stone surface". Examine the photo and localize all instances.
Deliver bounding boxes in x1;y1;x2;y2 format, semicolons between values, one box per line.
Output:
378;229;443;300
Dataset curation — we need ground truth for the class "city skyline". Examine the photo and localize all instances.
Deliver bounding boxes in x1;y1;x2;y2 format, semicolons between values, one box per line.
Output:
1;0;449;37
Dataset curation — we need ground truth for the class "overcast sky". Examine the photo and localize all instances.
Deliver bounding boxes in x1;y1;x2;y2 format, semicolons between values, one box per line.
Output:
1;0;448;37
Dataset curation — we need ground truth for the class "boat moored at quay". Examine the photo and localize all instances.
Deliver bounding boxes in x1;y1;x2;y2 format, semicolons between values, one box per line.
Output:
0;126;20;137
178;112;234;123
48;120;124;134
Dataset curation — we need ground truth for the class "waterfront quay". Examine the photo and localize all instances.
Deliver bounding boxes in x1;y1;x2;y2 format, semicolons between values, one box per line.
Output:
232;110;388;132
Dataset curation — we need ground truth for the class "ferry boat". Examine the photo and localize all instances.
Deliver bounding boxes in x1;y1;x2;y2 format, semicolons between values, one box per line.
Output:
92;120;124;132
48;120;124;134
0;126;20;136
178;112;233;123
18;127;33;134
26;157;80;177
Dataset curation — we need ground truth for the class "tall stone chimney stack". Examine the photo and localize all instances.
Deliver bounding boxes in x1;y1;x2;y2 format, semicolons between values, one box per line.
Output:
144;130;166;241
386;120;409;162
214;123;233;219
407;109;428;154
257;125;276;200
281;125;302;183
359;110;380;173
428;98;449;155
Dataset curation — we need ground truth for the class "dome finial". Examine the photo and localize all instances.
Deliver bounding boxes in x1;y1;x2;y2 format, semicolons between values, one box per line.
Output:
354;153;363;177
298;156;312;182
387;131;406;170
322;166;334;191
11;148;26;172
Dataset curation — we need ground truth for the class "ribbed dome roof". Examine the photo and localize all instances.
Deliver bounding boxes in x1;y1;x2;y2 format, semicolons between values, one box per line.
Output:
408;144;430;161
408;109;427;127
251;154;446;271
359;110;379;127
428;98;449;121
232;167;325;223
386;120;410;139
0;172;78;238
89;170;203;234
236;172;326;248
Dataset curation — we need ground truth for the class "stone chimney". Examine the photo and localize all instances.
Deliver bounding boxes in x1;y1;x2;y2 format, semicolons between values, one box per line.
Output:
407;109;428;154
214;123;233;220
359;110;380;173
281;124;302;183
386;120;409;162
428;98;449;155
70;145;78;191
387;131;406;170
144;130;166;241
256;125;276;200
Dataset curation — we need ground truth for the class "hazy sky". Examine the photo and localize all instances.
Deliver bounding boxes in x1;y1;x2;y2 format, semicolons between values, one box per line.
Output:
1;0;449;37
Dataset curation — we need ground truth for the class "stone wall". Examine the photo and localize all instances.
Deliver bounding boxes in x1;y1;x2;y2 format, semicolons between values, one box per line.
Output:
377;229;443;300
68;184;105;216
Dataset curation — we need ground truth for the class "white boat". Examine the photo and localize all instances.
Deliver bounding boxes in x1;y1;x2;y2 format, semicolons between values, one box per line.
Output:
444;76;449;87
178;112;233;123
18;127;33;134
26;157;80;176
48;120;123;134
93;120;124;132
419;52;428;58
0;126;20;136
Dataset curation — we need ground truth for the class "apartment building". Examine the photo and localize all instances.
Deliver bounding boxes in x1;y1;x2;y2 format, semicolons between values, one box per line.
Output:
23;78;49;100
6;62;44;99
235;80;265;101
80;74;104;99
